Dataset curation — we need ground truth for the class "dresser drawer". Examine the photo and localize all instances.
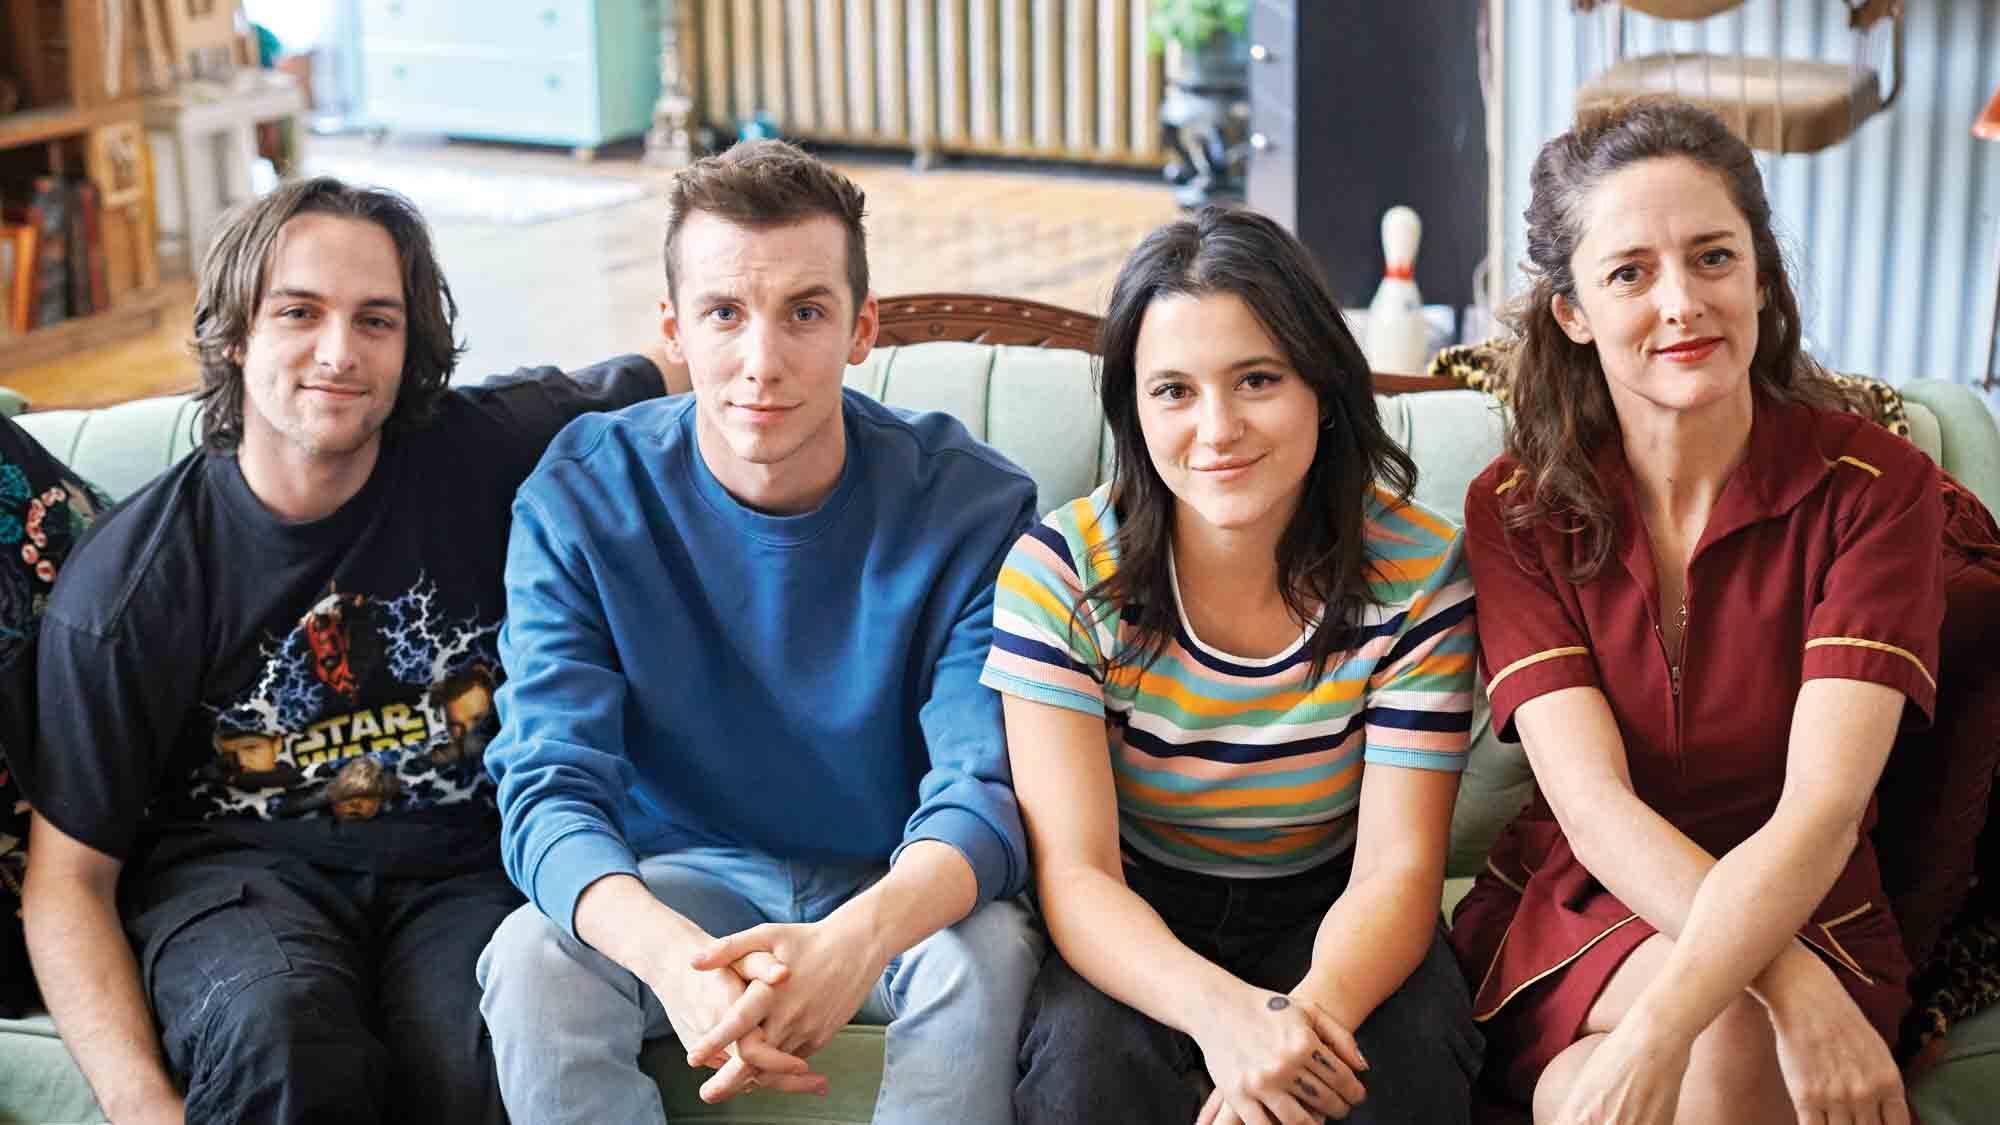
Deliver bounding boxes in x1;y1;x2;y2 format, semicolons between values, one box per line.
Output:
360;0;595;57
1249;0;1296;115
363;49;600;144
1245;98;1297;234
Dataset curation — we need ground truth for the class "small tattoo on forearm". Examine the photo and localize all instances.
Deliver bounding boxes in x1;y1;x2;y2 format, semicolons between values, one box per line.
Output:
1267;996;1290;1011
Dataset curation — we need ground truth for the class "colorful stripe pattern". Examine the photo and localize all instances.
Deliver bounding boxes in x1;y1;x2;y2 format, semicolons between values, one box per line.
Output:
982;483;1477;878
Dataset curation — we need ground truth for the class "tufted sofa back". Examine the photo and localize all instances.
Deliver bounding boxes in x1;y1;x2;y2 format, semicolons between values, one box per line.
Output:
16;340;2000;882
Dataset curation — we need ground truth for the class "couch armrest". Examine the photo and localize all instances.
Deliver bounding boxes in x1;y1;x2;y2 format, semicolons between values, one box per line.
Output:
1900;380;2000;511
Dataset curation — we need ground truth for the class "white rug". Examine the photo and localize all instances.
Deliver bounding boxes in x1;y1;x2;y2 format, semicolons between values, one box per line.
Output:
302;154;653;225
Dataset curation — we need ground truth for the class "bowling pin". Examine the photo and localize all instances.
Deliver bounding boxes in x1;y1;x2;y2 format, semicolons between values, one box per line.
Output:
1363;205;1431;373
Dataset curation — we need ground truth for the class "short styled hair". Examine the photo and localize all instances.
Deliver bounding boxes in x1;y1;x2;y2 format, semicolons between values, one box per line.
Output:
662;139;869;313
190;177;465;453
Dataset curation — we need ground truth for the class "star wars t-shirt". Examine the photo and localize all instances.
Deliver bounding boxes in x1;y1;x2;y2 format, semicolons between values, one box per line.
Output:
20;356;662;879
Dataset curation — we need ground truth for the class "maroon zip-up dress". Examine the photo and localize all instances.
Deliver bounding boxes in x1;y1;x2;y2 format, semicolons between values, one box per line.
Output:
1450;396;1945;1100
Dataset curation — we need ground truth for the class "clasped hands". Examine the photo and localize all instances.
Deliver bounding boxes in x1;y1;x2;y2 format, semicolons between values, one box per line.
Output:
653;915;887;1105
1193;983;1371;1125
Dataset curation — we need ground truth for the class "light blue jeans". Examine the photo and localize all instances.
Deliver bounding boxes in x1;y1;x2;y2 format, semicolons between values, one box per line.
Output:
476;847;1042;1125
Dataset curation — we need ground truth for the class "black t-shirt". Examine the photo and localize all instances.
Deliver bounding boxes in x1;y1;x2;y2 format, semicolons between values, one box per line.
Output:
0;417;105;1017
19;356;662;881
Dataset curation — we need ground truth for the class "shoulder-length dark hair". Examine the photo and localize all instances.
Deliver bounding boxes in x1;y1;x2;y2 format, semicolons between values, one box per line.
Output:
1505;97;1860;579
190;176;465;452
1082;206;1417;684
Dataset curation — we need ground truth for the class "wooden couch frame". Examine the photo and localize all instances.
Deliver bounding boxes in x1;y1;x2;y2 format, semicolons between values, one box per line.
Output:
875;292;1462;395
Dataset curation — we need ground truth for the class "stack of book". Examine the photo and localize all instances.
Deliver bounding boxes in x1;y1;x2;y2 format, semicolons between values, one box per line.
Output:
0;174;113;339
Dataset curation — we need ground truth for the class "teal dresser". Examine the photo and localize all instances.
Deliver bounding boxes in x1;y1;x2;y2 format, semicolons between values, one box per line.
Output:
358;0;662;153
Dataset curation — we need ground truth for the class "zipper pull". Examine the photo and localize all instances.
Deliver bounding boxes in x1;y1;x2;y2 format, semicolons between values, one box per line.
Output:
1669;662;1682;696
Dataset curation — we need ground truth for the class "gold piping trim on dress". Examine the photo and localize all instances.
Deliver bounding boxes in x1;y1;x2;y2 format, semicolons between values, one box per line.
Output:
1495;468;1526;495
1472;914;1642;1023
1484;858;1526;896
1486;646;1591;697
1803;637;1937;693
1829;455;1882;477
1801;931;1875;986
1798;900;1877;986
1470;916;1516;1010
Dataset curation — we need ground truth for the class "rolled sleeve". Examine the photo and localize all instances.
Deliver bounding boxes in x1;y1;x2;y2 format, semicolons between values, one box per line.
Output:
1362;526;1478;773
895;805;1015;905
528;827;643;940
1463;469;1600;742
1801;461;1946;722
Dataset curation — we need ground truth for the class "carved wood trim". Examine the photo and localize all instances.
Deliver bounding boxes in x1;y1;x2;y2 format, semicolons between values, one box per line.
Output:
1371;373;1466;395
875;292;1466;396
876;293;1103;352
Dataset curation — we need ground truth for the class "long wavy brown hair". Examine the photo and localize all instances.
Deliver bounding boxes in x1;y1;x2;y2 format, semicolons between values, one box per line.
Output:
1080;206;1417;685
1504;98;1860;580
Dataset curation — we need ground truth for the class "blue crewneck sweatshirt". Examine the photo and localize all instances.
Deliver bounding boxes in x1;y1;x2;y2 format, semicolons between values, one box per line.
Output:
489;388;1038;934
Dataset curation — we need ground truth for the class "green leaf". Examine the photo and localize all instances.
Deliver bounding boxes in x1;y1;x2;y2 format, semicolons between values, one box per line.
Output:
1148;0;1249;53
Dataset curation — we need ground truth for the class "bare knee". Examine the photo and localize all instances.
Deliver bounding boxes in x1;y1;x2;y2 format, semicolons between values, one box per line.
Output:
1535;1000;1790;1125
1532;1034;1603;1124
1679;996;1790;1125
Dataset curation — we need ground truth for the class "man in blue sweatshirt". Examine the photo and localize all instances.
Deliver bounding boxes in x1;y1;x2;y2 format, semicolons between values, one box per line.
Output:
476;141;1042;1124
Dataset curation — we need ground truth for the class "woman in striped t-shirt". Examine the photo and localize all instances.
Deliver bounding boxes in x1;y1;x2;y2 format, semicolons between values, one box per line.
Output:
984;207;1481;1125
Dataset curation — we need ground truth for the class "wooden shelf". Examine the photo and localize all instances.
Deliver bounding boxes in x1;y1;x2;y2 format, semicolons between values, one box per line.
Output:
0;2;166;376
0;101;140;150
0;283;181;374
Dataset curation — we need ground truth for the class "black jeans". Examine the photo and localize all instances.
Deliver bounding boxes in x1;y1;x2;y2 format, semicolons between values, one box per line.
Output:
1016;848;1482;1124
122;834;521;1125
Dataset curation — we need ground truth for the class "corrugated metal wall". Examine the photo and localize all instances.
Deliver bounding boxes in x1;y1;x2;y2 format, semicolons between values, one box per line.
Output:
1497;1;2000;396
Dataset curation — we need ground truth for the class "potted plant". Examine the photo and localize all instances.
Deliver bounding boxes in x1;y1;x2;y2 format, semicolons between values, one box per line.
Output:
1150;0;1250;88
1152;0;1250;207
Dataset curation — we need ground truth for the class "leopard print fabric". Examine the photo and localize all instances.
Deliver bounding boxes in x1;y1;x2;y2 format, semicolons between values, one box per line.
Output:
1903;905;2000;1064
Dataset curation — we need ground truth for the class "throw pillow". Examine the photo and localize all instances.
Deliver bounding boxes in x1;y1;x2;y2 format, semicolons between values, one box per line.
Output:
1902;904;2000;1066
1873;475;2000;969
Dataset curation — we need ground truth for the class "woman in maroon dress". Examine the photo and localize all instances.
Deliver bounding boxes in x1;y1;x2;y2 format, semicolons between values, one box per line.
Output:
1451;98;1941;1125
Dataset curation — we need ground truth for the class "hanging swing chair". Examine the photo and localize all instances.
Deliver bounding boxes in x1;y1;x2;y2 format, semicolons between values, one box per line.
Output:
1573;0;1904;154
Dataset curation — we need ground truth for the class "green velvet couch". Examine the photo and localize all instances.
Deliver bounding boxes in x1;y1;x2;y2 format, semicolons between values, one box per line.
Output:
2;325;1997;1124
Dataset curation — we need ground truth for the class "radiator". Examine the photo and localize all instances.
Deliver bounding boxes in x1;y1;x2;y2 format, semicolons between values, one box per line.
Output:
692;0;1166;167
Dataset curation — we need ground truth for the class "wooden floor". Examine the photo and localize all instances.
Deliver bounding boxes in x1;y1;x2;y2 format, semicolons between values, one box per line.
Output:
1;137;1178;411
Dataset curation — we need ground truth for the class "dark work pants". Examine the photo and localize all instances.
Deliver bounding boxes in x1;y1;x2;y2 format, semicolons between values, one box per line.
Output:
122;836;521;1125
1016;849;1482;1124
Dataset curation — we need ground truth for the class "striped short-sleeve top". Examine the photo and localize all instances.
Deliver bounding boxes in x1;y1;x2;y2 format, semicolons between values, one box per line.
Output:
980;482;1477;878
